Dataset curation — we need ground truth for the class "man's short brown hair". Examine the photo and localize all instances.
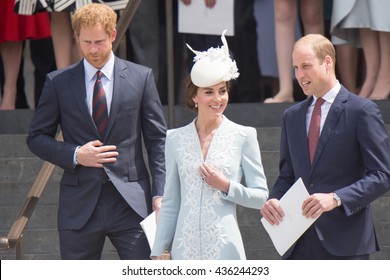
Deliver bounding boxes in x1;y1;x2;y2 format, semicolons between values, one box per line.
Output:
72;3;117;37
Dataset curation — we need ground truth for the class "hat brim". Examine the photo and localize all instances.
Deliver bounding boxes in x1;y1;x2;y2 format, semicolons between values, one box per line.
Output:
190;57;230;87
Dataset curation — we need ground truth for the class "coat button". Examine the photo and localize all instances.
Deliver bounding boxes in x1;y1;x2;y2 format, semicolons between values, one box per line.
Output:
309;183;314;188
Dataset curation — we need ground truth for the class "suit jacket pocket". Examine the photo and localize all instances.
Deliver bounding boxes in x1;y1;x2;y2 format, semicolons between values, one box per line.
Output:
60;172;79;186
117;102;139;115
127;165;149;182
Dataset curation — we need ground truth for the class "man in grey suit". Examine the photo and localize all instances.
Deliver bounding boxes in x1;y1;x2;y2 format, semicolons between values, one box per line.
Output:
27;3;167;260
261;34;390;259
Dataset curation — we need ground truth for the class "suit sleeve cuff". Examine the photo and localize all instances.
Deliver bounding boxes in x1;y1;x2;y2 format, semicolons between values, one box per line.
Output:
73;146;81;167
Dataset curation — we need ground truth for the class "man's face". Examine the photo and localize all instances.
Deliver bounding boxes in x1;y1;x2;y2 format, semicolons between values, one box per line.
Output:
77;24;116;69
292;44;330;97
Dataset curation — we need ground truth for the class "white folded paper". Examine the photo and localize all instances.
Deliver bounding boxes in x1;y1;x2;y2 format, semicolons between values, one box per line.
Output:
261;178;318;256
178;0;234;36
140;211;157;249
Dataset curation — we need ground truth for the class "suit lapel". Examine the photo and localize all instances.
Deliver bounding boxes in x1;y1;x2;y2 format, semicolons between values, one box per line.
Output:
297;97;313;172
311;87;348;169
69;62;100;138
104;57;127;139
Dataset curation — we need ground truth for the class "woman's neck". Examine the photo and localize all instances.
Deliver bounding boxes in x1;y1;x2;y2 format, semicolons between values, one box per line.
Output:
196;116;223;135
196;116;223;143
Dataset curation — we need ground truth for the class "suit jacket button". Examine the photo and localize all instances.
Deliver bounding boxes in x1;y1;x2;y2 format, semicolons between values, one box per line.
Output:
309;183;314;188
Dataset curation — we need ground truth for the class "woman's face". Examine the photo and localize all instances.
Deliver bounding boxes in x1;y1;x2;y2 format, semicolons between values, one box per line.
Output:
193;81;229;118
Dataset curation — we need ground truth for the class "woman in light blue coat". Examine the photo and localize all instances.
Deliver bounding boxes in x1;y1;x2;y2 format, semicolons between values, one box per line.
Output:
151;30;269;260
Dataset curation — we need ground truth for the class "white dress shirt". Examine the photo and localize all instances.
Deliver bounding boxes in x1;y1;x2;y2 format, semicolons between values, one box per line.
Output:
306;81;341;136
83;52;115;116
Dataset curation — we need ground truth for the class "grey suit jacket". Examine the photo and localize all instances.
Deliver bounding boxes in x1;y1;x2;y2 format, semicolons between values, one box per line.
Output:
27;56;167;230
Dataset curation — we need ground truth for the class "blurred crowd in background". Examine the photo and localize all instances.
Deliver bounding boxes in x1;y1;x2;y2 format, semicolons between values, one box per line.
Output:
1;0;389;110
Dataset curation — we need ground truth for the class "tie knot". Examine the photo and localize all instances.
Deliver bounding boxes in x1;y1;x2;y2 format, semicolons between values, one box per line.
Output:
96;70;103;81
315;97;325;108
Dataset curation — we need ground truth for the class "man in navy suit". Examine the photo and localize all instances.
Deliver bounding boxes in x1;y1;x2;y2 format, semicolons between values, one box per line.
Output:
260;34;390;259
27;3;167;259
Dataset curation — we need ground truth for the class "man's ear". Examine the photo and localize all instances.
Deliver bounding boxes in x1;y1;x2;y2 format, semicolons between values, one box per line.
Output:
325;55;333;70
111;29;117;42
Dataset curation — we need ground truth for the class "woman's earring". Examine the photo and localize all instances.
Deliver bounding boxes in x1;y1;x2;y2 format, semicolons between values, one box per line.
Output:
195;103;198;108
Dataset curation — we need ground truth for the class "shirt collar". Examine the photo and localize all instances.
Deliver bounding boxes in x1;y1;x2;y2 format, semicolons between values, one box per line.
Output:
84;51;115;81
312;80;341;105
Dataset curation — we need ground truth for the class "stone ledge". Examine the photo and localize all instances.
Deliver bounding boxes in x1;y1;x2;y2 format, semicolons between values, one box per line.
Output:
2;101;389;134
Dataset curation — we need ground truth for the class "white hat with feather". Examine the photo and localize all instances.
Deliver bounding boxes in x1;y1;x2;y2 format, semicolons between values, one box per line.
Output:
187;30;239;87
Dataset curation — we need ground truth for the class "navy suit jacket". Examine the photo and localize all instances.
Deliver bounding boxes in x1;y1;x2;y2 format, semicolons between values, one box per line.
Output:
271;86;390;257
27;56;167;230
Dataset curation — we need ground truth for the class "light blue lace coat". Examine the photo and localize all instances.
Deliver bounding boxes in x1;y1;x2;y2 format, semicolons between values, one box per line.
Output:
151;116;268;260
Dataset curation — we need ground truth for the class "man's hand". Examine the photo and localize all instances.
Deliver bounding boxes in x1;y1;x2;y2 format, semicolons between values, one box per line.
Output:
181;0;216;8
302;193;336;219
77;140;118;167
153;197;162;212
204;0;216;8
260;198;285;225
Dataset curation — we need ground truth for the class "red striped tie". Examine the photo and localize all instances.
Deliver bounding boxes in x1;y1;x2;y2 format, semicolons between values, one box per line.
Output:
93;70;108;138
308;97;325;164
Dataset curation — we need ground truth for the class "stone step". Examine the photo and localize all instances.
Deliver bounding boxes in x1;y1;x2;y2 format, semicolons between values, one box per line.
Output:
0;152;279;193
0;158;63;184
0;180;60;207
1;129;283;158
0;228;118;260
1;101;390;260
2;121;388;160
7;124;390;187
0;135;32;158
258;125;390;150
0;109;34;135
1;101;390;134
1;160;389;260
166;101;390;128
1;196;389;260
